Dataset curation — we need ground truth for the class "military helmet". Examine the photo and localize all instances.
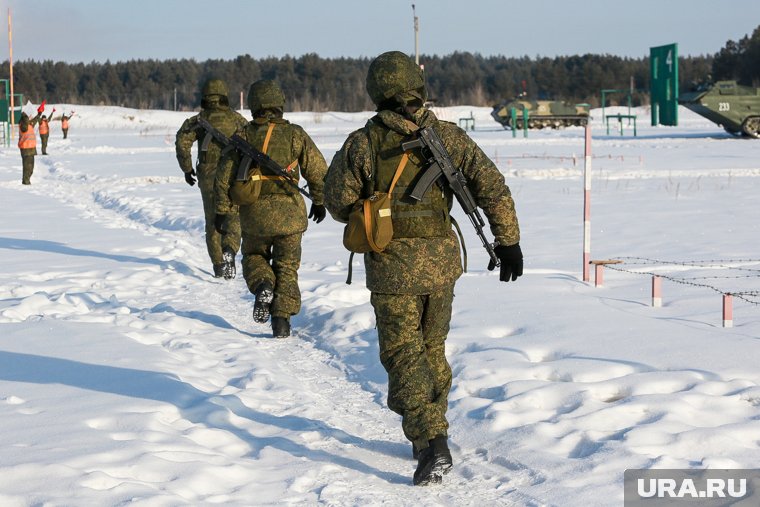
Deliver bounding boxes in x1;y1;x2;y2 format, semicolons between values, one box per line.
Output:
202;78;229;98
366;51;426;106
248;79;285;112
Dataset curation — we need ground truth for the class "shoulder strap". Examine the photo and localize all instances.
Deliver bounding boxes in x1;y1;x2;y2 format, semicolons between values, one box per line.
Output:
261;122;276;154
387;152;409;194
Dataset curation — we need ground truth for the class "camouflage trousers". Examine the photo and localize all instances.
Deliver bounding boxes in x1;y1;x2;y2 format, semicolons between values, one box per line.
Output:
370;285;454;448
198;171;240;266
62;129;68;139
241;232;303;318
40;134;49;155
21;155;35;185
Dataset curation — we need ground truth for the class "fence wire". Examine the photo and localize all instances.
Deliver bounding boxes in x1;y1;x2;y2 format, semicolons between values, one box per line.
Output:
603;256;760;305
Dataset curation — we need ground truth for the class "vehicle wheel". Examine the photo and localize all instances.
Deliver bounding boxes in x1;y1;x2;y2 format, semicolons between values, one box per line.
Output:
740;116;760;138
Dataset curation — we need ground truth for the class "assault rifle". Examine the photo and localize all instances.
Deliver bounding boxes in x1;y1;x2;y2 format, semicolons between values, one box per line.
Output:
196;117;312;201
401;127;500;267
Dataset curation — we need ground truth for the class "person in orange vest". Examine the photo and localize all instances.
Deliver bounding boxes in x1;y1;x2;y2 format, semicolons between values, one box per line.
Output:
61;111;74;139
18;111;41;185
38;109;53;155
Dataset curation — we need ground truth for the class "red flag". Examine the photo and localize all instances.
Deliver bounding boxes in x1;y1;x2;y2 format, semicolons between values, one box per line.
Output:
37;100;46;114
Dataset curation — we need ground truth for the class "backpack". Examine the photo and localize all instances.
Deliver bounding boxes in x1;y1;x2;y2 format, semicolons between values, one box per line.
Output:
342;152;409;253
229;122;296;206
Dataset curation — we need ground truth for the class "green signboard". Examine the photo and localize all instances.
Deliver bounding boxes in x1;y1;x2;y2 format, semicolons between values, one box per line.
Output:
650;43;679;126
0;98;22;123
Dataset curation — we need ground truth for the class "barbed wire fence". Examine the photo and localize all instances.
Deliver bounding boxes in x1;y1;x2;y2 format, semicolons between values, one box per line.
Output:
590;256;760;327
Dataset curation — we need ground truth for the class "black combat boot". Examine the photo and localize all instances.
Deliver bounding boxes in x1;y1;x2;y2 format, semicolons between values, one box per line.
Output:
221;248;236;280
413;435;453;486
252;281;274;323
271;316;291;338
213;263;225;278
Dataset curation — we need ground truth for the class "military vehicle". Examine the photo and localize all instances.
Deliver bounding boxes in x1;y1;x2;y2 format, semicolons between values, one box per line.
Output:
678;80;760;138
491;97;590;129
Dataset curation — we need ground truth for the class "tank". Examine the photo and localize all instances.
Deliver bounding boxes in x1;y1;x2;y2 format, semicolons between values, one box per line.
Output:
491;97;590;129
678;80;760;138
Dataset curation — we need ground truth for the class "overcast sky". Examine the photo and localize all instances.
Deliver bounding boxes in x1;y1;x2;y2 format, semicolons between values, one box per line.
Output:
4;0;760;63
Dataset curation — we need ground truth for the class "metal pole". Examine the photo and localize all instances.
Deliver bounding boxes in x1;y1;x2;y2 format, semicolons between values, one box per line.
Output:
173;87;177;111
8;8;15;139
594;264;604;287
651;275;662;307
723;294;733;328
583;122;592;282
412;4;419;66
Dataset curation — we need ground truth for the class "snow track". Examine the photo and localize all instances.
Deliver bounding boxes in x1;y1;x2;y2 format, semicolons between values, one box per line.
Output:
0;134;545;505
1;106;759;506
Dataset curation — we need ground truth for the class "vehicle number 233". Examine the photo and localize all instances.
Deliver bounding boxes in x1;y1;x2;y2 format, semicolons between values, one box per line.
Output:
718;102;730;111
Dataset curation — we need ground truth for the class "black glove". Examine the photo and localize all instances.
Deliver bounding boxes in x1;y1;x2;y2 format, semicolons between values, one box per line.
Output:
308;203;326;223
487;243;523;282
184;170;196;186
214;213;228;235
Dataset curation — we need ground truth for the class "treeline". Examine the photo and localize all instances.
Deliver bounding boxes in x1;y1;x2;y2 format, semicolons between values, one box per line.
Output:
2;25;758;112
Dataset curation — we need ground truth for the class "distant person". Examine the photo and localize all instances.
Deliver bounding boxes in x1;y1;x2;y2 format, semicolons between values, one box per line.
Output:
213;79;328;338
324;51;523;486
60;112;74;139
37;110;53;155
175;79;247;279
18;111;41;185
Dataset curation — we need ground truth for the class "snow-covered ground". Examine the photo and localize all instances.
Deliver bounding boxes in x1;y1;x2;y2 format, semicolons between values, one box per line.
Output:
1;103;759;506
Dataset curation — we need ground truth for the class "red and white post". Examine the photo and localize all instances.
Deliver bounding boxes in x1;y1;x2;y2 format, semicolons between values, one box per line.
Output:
583;123;592;282
723;294;733;328
652;275;662;307
594;263;604;287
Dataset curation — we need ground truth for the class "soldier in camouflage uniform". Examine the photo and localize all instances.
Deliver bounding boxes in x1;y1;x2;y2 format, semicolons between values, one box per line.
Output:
175;78;246;279
324;51;523;486
214;80;328;338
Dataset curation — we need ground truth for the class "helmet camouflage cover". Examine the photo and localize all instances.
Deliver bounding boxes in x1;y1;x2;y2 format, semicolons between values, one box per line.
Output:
366;51;426;106
202;78;229;98
248;79;285;112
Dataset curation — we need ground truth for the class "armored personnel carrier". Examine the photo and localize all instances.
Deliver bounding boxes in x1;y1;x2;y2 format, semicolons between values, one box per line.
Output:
678;80;760;138
491;98;590;130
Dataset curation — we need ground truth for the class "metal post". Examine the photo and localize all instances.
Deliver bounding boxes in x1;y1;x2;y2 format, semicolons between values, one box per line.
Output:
412;4;419;66
652;275;662;307
594;264;604;287
8;8;15;139
583;122;592;282
510;107;517;138
723;294;733;328
522;109;528;138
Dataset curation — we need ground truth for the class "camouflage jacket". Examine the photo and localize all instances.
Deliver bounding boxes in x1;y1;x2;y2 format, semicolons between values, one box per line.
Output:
214;114;328;236
175;104;247;175
325;107;520;294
